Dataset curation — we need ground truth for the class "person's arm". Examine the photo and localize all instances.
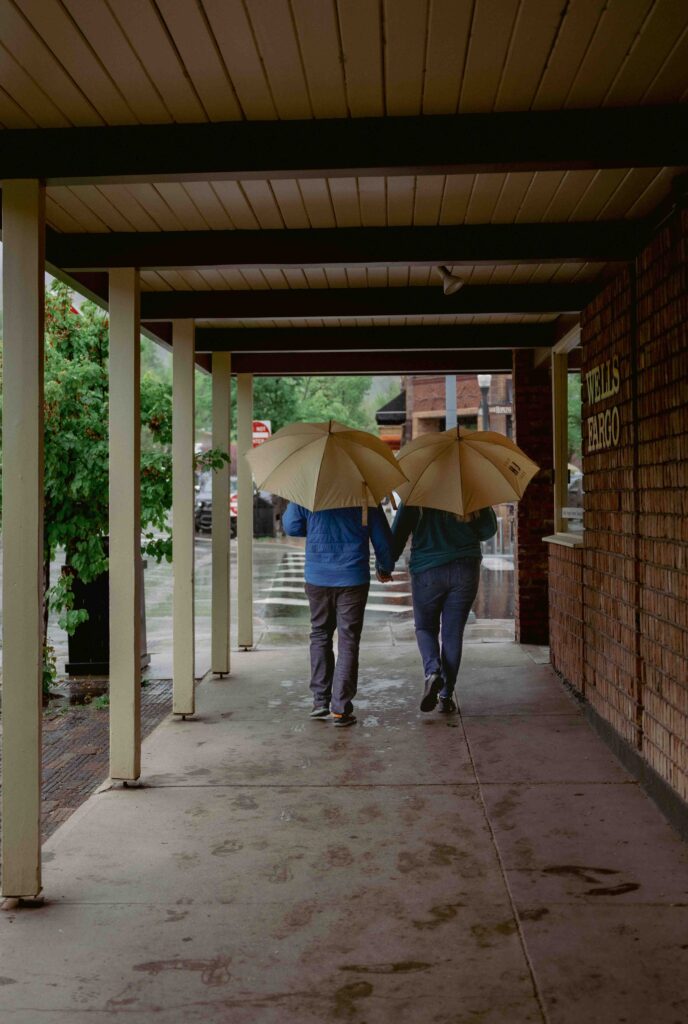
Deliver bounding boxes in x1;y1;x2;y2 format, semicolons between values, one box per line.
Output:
369;507;394;576
281;502;308;537
390;502;419;561
470;506;498;541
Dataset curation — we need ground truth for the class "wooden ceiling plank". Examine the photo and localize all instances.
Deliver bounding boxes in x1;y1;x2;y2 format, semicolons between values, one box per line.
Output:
422;0;472;114
202;0;277;120
345;267;368;289
358;177;387;228
515;171;567;222
336;0;385;116
366;267;389;289
18;0;135;123
642;27;688;104
45;195;83;233
597;167;664;219
179;268;215;290
439;174;474;225
531;0;606;109
291;0;348;118
124;183;184;231
243;0;313;118
158;269;191;291
49;186;109;232
625;166;676;218
569;169;628;220
270;180;311;229
303;267;329;289
239;180;285;230
605;0;688;105
0;0;102;125
196;268;229;290
0;43;70;127
217;268;248;290
324;268;348;288
154;0;242;121
108;0;206;122
459;0;520;112
282;269;309;289
565;0;655;108
328;178;361;228
383;0;428;115
230;350;513;374
97;184;160;231
495;0;567;111
298;179;337;229
211;182;260;230
153;183;210;230
386;176;415;227
466;173;507;223
63;0;170;123
238;268;271;290
261;269;290;290
388;267;410;288
413;176;445;225
541;170;598;223
71;184;137;231
0;82;38;128
491;172;534;222
183;182;235;229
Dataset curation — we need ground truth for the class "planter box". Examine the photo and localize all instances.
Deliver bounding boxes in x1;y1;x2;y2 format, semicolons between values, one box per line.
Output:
65;557;150;676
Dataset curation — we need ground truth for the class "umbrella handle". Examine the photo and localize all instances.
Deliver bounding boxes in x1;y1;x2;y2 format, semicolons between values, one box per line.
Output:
389;491;398;510
362;482;368;526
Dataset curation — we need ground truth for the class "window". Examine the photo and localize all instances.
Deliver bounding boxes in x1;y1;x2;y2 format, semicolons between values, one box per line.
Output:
549;343;584;545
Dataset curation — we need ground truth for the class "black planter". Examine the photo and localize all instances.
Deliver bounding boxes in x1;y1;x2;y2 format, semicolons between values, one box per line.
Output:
65;556;149;676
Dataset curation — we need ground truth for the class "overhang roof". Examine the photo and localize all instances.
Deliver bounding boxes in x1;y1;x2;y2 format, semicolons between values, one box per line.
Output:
1;0;686;370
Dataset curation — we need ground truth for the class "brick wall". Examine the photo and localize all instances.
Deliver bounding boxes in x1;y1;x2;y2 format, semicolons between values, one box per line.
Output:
550;201;688;804
513;351;554;645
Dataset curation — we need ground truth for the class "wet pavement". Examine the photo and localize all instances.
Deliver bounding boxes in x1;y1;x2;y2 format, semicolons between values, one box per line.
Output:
2;636;687;1022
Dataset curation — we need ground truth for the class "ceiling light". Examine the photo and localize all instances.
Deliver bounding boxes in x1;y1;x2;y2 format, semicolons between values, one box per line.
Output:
437;265;465;296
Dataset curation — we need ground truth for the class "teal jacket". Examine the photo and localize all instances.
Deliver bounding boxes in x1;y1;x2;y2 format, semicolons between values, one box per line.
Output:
391;504;498;574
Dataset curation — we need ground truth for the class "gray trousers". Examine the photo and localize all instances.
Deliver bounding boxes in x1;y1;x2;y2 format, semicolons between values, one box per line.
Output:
304;582;369;715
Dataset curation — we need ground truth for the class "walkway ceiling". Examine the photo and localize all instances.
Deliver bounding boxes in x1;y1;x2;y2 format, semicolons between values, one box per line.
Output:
1;0;687;372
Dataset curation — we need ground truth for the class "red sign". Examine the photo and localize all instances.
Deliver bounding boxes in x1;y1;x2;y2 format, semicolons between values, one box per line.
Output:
252;419;272;447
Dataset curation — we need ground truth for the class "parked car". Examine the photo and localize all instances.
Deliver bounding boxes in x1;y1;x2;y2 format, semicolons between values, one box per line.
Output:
194;474;275;537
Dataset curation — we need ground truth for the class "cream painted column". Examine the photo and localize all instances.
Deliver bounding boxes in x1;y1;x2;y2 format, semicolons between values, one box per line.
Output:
212;352;232;674
1;180;45;898
109;268;141;781
237;373;254;649
551;352;569;534
172;320;196;715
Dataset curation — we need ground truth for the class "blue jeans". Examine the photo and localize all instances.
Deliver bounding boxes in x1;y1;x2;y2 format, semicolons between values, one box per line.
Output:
410;558;481;698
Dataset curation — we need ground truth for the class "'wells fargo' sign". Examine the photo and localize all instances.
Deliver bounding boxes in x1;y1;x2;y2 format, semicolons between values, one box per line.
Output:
585;355;620;453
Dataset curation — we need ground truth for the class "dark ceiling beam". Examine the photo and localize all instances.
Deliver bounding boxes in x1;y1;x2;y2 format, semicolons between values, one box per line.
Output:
194;323;554;353
141;284;592;320
231;349;513;375
49;222;638;270
1;106;686;184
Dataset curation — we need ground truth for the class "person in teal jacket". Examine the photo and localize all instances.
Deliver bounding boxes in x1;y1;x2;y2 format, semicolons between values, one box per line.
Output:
391;505;497;713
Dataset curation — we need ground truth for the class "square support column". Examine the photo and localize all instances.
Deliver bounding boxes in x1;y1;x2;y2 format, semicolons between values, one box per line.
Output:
237;374;253;649
212;352;232;675
109;268;141;781
172;320;196;716
1;180;45;898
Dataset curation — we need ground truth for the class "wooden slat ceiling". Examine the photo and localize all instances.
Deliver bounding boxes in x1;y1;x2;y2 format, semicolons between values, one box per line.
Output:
2;0;687;335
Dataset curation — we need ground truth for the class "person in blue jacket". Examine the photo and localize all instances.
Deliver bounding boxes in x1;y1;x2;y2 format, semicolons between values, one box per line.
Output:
391;505;498;714
282;502;394;727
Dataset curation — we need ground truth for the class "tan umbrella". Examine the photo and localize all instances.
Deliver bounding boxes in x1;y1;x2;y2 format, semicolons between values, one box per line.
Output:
245;419;407;522
396;428;539;515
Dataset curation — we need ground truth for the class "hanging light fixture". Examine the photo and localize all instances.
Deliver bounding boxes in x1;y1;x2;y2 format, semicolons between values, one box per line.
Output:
437;265;465;296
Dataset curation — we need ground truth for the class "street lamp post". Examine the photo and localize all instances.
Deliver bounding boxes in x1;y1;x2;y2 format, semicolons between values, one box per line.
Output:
477;374;492;431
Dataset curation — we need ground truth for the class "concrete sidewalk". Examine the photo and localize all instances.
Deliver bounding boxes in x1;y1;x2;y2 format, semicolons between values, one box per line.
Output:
2;639;687;1023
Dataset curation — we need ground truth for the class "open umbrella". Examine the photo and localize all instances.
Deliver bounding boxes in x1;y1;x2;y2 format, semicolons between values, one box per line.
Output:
396;428;539;515
245;419;407;522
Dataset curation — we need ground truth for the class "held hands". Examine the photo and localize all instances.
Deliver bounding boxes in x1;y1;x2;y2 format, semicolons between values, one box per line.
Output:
376;569;393;583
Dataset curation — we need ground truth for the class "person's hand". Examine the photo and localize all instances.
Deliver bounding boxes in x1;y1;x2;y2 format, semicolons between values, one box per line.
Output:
376;570;393;583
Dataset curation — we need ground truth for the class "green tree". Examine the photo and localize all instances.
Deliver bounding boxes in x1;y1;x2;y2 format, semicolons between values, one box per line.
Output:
40;282;226;692
567;372;582;464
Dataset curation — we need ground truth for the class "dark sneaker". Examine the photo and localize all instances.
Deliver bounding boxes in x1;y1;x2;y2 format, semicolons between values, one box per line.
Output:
331;712;357;728
310;705;330;719
420;672;444;712
438;696;458;714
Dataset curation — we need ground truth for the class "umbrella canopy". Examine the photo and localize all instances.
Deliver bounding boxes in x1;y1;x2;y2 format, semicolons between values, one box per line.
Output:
245;419;407;516
396;428;539;515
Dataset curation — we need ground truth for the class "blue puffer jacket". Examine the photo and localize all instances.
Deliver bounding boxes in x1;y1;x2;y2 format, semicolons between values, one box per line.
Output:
282;503;394;587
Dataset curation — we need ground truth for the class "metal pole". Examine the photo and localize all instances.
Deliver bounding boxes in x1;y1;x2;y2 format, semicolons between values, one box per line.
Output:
445;374;457;430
